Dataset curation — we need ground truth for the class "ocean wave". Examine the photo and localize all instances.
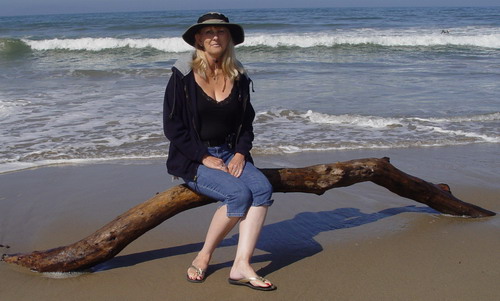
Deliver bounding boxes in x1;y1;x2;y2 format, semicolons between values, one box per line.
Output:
16;29;500;54
253;109;500;153
0;38;32;57
302;110;402;128
412;112;500;123
244;29;500;49
22;37;191;52
301;110;500;128
1;106;498;174
0;154;167;175
0;97;31;118
70;68;170;79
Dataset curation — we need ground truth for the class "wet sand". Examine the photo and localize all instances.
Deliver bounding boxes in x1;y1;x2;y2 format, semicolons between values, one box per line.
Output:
1;144;499;301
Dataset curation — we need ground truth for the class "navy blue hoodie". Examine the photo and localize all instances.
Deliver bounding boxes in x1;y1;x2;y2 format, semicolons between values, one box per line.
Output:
163;54;255;180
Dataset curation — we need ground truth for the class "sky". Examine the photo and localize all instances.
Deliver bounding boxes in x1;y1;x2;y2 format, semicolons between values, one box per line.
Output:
0;0;499;16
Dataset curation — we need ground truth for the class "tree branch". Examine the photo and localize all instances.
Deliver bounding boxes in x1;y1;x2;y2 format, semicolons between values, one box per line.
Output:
2;158;495;272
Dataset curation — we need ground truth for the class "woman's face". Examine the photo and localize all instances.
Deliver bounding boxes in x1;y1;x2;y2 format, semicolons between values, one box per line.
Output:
195;26;231;59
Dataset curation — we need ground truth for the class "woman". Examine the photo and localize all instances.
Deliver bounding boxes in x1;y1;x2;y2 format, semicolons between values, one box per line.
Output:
163;12;276;291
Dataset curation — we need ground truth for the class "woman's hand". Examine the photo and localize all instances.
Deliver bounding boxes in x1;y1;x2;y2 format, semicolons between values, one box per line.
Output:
228;153;246;178
202;155;229;172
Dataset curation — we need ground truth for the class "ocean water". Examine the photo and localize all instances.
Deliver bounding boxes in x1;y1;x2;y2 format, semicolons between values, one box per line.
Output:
0;7;499;173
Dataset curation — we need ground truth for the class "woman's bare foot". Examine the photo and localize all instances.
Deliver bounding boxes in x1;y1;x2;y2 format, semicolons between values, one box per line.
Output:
229;260;274;289
187;253;211;282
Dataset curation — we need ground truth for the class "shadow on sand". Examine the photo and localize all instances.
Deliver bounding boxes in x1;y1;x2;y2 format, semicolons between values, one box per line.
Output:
93;205;436;275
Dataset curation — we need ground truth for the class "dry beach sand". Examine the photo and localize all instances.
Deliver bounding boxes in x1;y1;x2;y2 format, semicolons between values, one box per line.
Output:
1;144;499;301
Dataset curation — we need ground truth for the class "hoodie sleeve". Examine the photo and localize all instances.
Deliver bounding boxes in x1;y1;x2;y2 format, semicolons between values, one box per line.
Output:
234;76;255;157
163;70;208;163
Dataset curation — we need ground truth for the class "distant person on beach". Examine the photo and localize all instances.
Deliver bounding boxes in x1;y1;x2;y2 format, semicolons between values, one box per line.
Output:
163;12;276;291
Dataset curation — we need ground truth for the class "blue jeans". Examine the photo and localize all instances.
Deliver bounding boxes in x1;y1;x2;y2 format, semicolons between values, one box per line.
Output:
184;144;273;217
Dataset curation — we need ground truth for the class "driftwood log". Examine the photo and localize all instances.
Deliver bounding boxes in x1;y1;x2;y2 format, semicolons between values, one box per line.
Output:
1;157;495;272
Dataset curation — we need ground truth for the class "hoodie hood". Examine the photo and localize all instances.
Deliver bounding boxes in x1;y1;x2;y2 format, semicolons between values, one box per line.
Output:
172;53;193;77
172;52;246;78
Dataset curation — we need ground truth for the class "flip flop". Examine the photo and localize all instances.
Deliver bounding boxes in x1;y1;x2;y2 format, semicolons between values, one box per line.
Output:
228;276;277;291
186;265;206;283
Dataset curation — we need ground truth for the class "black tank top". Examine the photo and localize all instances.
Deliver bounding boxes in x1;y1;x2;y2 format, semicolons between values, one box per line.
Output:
196;82;241;142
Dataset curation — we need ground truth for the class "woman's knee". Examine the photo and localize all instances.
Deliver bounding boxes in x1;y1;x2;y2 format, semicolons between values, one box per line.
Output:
251;174;273;197
228;183;253;203
225;185;253;217
250;178;273;207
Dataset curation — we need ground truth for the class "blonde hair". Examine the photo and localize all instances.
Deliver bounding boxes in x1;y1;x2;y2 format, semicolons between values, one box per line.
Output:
191;35;245;81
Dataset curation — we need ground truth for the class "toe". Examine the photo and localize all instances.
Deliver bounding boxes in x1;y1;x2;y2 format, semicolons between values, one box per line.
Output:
187;265;204;281
251;277;272;288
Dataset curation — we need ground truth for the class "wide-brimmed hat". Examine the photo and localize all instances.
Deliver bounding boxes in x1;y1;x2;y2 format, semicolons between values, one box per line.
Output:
182;12;244;47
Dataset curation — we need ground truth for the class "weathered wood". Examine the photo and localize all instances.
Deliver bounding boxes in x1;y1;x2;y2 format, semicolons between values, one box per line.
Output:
1;158;495;272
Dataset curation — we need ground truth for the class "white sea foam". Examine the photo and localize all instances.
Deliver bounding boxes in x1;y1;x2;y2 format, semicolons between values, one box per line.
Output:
413;112;500;123
245;27;500;49
252;109;500;154
418;125;500;143
0;101;8;118
2;101;496;174
303;110;402;128
0;154;167;175
42;271;88;279
0;97;30;118
21;27;500;53
23;37;192;52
